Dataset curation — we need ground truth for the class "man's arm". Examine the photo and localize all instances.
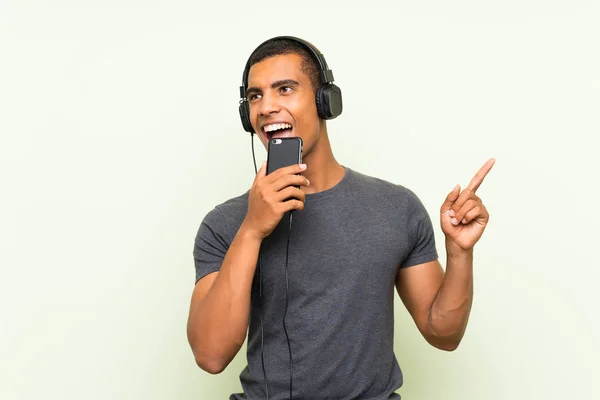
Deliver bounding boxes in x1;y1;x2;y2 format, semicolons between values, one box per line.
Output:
395;247;473;351
187;225;262;374
187;163;309;374
396;158;494;351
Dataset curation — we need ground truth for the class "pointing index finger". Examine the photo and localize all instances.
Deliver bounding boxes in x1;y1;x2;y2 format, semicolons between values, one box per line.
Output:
468;158;496;192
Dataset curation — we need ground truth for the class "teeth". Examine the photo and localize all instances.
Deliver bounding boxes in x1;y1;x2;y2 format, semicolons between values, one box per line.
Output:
264;123;292;133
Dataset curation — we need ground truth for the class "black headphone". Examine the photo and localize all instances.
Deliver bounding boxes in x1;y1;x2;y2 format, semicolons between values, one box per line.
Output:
238;36;343;134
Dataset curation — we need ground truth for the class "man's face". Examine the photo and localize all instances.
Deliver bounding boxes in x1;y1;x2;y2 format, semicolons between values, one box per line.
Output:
246;53;322;153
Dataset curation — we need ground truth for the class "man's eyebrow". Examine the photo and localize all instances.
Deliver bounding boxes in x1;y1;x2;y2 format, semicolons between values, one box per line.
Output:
271;79;300;88
245;79;300;97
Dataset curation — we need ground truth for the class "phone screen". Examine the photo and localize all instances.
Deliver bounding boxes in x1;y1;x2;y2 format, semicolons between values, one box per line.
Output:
266;137;303;175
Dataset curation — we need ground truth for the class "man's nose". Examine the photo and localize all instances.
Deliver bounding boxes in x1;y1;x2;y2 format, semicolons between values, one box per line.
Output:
259;92;280;116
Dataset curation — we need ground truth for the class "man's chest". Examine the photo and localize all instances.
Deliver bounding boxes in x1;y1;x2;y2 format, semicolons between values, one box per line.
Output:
258;206;412;300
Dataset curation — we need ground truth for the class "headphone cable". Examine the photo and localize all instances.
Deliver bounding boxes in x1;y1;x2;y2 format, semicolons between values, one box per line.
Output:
252;134;269;400
252;133;294;400
283;211;294;400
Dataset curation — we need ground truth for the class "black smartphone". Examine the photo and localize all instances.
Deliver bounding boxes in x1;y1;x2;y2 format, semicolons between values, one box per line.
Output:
266;137;303;175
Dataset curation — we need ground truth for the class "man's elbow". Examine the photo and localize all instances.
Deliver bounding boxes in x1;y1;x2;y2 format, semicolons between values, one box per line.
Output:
425;316;467;351
189;337;240;374
188;335;230;374
424;329;464;352
187;319;245;374
195;355;228;375
429;337;461;351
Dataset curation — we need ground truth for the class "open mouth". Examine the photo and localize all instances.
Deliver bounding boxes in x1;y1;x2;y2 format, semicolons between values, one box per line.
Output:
263;122;293;140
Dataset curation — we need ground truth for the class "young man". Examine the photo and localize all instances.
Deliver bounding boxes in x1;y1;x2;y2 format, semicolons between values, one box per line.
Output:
187;36;495;399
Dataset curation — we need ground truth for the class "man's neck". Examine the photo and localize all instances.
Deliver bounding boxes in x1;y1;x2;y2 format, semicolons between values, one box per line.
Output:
301;133;346;195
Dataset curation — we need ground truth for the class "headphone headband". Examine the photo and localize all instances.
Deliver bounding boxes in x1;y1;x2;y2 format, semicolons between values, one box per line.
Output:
239;36;335;99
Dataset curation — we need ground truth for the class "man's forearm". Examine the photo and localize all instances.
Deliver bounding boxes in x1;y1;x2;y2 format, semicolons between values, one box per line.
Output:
187;224;262;372
427;242;474;350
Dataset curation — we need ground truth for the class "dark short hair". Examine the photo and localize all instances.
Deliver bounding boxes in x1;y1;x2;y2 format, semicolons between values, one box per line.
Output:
247;38;321;92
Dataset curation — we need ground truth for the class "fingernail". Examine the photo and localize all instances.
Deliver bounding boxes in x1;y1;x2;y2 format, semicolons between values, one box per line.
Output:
449;209;455;217
462;218;467;224
300;163;307;170
451;217;458;225
306;179;310;186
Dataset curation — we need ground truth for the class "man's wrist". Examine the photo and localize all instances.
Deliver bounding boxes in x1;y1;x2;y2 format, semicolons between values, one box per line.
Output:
445;239;474;262
237;222;265;244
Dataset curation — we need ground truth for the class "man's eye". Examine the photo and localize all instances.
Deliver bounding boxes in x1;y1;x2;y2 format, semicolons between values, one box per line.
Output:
248;94;261;101
280;86;292;93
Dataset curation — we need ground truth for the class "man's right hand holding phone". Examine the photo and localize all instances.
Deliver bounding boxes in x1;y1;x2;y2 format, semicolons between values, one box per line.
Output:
240;162;309;241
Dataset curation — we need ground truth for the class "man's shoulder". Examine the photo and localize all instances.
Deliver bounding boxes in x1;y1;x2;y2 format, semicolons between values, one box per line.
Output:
346;167;434;231
347;167;420;204
214;190;249;214
199;190;249;235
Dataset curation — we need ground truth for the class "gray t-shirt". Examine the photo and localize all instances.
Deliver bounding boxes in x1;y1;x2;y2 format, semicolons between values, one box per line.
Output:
193;167;438;400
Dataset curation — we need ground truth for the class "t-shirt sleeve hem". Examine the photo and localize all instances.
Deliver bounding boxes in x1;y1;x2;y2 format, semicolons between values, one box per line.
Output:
193;205;231;284
401;250;439;269
195;262;222;284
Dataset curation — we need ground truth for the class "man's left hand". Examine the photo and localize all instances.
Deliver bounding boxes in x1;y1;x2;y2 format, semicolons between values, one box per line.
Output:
440;158;496;251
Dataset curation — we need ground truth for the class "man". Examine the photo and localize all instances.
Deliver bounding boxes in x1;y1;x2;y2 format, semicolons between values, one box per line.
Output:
187;36;495;399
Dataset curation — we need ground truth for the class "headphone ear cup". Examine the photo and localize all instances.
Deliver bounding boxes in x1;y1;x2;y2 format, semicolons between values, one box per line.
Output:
315;85;326;119
316;84;343;120
239;100;254;133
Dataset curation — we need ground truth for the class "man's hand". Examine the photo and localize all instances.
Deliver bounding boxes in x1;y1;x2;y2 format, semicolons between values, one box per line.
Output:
440;158;495;251
241;162;310;240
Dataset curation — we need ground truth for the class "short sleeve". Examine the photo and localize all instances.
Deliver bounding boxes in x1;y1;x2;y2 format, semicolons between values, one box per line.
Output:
193;206;231;283
401;190;439;268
